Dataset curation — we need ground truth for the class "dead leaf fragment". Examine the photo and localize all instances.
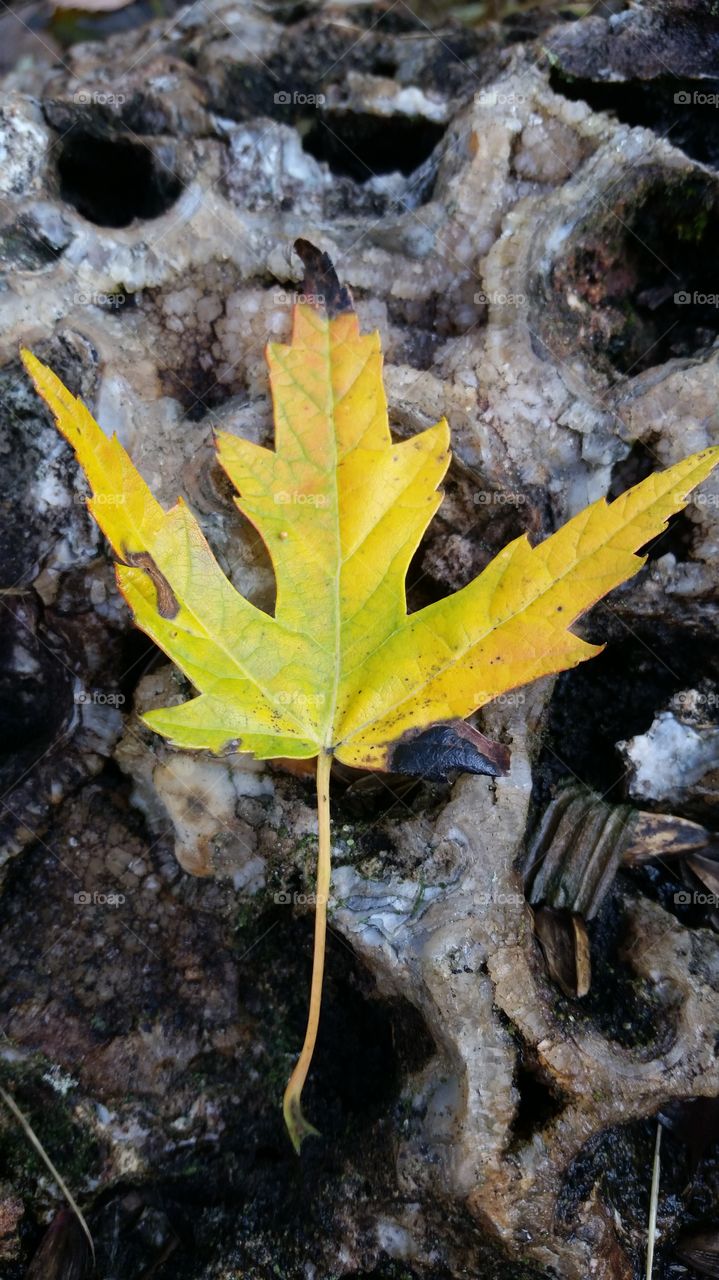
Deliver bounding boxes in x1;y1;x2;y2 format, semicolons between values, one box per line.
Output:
533;905;591;998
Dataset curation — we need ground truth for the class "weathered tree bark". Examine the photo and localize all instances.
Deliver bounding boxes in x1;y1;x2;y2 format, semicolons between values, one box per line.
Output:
1;1;719;1275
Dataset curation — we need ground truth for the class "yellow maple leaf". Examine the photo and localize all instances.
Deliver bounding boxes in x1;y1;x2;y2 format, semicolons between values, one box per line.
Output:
21;240;719;1150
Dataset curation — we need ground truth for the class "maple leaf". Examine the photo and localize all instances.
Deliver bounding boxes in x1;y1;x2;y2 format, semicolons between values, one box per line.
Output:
21;240;719;1151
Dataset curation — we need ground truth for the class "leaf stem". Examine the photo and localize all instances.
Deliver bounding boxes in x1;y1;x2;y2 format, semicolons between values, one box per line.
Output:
645;1120;662;1280
283;749;333;1152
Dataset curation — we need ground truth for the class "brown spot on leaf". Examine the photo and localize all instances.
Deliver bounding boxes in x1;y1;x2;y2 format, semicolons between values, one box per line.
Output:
121;548;180;619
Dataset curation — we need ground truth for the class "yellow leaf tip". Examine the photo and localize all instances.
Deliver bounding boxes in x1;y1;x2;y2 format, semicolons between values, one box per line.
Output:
19;347;38;374
20;349;57;402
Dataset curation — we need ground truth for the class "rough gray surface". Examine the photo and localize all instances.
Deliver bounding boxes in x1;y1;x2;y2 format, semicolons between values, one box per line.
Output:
1;1;719;1277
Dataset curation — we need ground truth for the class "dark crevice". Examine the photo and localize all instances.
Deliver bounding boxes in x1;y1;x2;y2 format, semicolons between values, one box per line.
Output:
57;131;182;227
582;892;667;1049
629;855;719;935
0;594;73;767
385;294;448;368
607;439;657;498
158;366;239;421
510;1053;566;1144
522;855;667;1051
208;6;485;153
115;630;164;705
548;171;719;377
391;326;442;369
330;764;449;824
549;71;719;170
534;629;719;808
302;113;446;183
267;1;316;23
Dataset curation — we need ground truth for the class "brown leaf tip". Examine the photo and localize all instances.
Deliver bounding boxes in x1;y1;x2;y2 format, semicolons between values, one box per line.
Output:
387;720;511;783
294;239;354;318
